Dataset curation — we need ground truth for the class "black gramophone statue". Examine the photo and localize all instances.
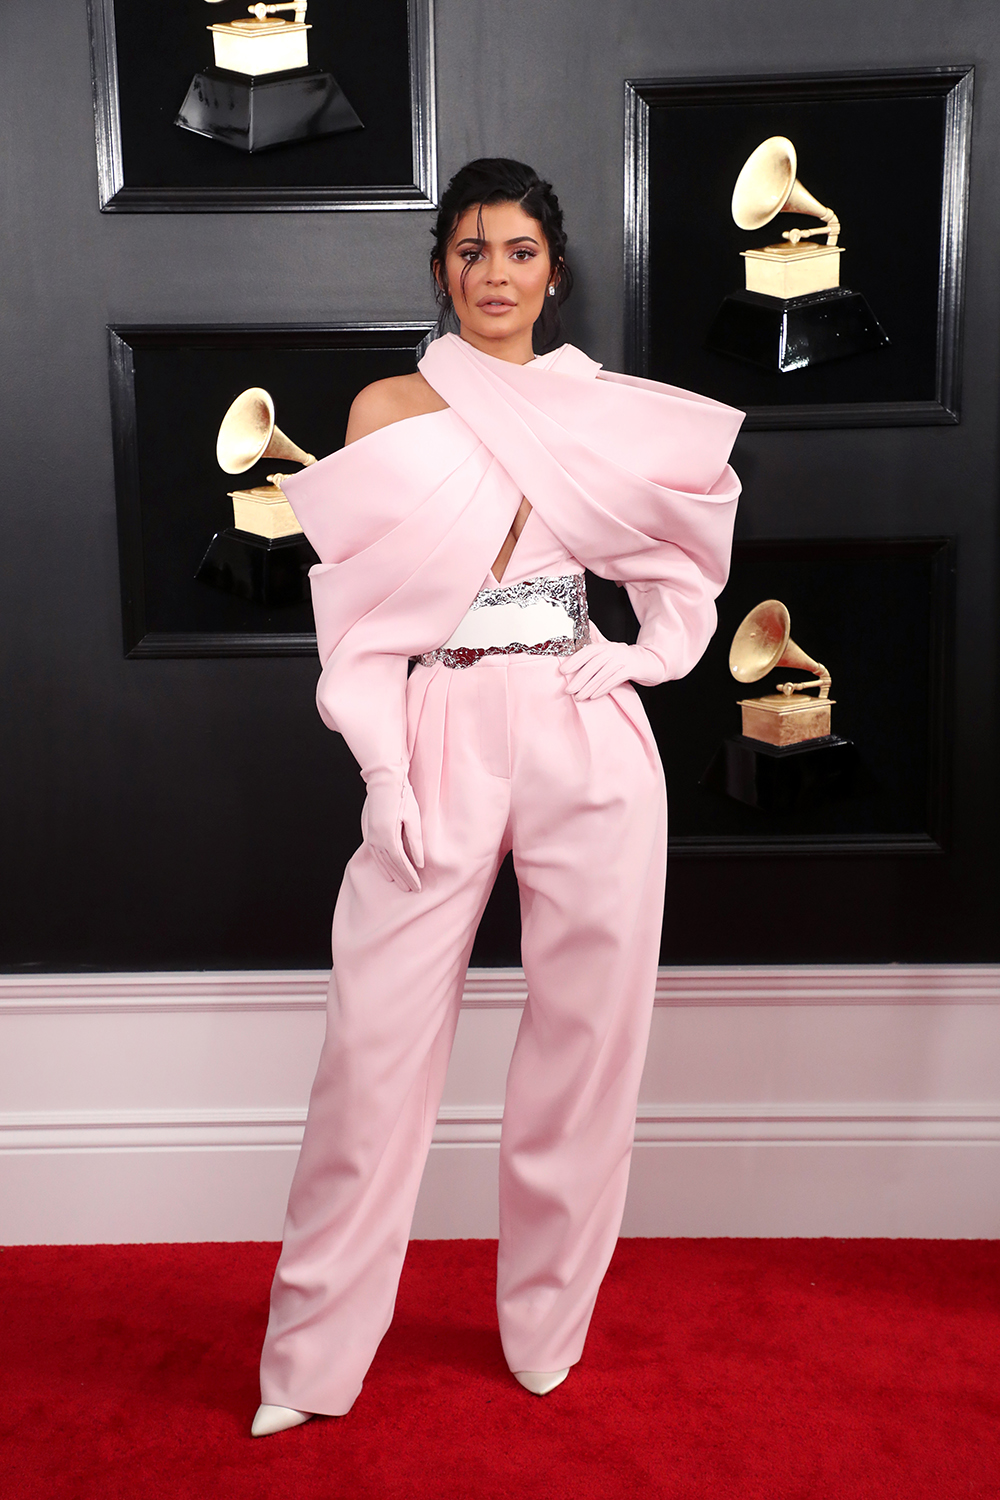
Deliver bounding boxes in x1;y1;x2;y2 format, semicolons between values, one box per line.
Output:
176;0;362;153
700;599;858;813
705;137;888;373
195;388;318;606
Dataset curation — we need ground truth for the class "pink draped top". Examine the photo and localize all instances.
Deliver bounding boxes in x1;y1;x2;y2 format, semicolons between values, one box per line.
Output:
280;334;743;784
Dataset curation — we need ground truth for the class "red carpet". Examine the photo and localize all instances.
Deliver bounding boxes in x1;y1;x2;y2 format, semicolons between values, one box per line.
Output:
1;1238;998;1499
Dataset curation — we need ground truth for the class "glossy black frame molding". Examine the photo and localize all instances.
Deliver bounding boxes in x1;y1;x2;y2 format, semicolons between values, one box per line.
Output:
667;537;955;858
624;67;973;430
109;322;436;658
88;0;437;211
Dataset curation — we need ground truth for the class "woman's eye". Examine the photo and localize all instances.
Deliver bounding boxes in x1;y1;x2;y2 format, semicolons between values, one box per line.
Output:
512;249;536;261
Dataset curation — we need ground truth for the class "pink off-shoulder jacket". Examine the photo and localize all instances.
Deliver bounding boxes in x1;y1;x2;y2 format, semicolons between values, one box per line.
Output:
280;334;743;782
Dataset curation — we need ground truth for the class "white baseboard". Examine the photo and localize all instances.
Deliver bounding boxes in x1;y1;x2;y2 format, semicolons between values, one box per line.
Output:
2;966;998;1243
5;1099;999;1150
3;964;998;1014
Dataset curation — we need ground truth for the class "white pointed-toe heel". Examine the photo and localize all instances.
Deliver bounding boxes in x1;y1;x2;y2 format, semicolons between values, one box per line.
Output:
251;1403;313;1437
513;1368;570;1396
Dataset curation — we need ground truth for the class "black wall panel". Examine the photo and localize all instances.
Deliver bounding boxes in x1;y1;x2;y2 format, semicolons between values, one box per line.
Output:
1;0;997;970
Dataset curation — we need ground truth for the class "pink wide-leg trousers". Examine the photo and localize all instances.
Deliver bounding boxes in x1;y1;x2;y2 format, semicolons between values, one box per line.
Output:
259;653;667;1415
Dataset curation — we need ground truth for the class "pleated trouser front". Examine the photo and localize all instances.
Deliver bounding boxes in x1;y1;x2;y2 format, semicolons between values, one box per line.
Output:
258;652;667;1415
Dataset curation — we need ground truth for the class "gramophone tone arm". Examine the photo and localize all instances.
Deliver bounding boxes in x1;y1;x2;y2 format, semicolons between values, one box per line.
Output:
267;455;316;488
776;669;832;701
265;447;315;484
249;1;308;21
782;213;840;248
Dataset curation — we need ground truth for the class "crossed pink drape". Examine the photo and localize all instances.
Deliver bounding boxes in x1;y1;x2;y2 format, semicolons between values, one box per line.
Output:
281;334;743;783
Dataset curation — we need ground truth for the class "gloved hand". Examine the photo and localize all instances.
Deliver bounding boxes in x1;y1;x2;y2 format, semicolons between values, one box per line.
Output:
558;640;662;700
360;767;425;892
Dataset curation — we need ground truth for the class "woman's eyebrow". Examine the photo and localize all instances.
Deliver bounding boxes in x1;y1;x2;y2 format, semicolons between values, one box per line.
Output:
454;236;541;248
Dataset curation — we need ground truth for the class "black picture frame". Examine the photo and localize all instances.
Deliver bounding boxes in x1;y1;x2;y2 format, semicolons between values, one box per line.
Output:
88;0;437;212
636;537;954;857
624;68;973;429
108;322;435;657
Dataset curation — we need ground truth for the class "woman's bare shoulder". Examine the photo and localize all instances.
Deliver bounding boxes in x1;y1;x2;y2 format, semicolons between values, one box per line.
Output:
345;372;449;445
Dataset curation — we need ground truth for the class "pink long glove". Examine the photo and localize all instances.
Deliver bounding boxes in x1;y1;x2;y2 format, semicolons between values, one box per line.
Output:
560;573;713;699
314;645;425;893
559;639;662;700
359;766;425;892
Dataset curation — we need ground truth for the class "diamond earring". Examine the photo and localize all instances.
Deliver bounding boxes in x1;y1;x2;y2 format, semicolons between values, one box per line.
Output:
547;284;556;297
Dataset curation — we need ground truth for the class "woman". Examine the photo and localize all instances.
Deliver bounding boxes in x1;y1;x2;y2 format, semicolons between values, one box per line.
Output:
252;158;742;1436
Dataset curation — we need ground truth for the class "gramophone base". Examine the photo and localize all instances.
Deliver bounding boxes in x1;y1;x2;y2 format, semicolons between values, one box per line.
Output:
700;734;858;814
738;693;835;746
195;528;316;607
175;66;363;153
705;287;889;373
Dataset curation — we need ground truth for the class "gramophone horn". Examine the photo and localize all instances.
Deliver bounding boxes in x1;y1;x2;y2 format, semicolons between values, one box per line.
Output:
729;599;831;698
731;137;839;244
216;387;316;475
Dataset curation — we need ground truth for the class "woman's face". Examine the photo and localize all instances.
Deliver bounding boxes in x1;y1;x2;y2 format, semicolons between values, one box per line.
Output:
440;200;554;350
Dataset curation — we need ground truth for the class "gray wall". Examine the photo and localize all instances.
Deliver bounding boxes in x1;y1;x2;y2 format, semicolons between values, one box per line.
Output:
2;0;998;969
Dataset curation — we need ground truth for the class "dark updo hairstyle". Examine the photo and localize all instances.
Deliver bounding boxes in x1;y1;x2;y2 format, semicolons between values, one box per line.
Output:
429;158;573;353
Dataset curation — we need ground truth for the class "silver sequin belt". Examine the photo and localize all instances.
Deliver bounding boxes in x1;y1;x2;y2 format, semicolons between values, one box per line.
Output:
415;573;590;670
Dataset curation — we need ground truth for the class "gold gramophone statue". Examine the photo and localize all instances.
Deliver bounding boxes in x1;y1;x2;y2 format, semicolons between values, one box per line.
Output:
700;598;857;813
730;599;833;746
195;388;319;606
217;387;315;536
176;0;362;153
705;136;888;373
